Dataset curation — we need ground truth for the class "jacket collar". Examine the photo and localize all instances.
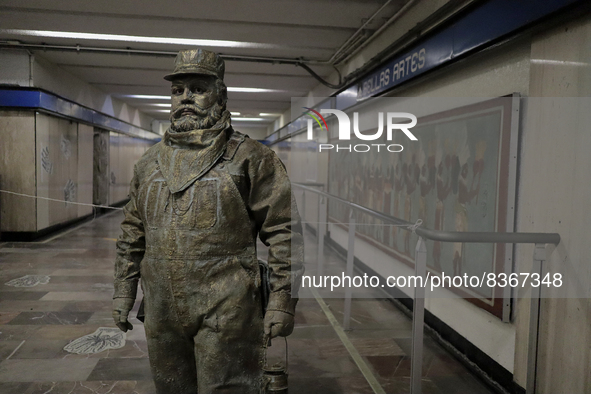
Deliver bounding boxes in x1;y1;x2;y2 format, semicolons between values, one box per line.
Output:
157;112;231;193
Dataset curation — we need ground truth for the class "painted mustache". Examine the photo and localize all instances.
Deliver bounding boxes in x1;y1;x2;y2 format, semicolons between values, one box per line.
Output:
172;104;208;118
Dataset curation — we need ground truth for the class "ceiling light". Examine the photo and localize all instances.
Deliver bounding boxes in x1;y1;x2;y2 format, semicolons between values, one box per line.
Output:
122;95;170;100
1;29;276;49
121;89;278;100
148;103;171;107
227;87;279;93
230;112;241;116
259;113;281;117
531;59;589;67
338;87;358;97
232;117;266;121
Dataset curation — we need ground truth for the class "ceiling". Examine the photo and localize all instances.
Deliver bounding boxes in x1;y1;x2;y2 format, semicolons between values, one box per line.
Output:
0;0;411;130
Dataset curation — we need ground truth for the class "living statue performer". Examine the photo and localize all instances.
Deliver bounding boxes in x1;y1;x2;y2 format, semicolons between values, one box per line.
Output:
112;49;304;394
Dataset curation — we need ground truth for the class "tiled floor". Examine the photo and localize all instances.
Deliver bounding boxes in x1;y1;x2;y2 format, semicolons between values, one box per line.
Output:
0;211;498;394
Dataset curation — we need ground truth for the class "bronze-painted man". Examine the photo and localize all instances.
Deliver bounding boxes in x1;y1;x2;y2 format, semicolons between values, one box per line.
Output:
112;49;303;394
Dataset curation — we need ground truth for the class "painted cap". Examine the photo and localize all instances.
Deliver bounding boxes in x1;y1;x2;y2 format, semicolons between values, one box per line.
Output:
164;49;225;81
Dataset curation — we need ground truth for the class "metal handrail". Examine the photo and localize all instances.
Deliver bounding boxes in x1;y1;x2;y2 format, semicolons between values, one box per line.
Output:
293;181;558;394
293;183;560;245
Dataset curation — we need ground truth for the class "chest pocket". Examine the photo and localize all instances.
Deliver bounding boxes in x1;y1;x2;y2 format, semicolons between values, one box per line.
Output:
143;180;167;228
141;178;218;230
172;179;218;230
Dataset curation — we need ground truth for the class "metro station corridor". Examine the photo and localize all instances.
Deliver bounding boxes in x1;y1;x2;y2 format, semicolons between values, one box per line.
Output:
0;212;497;394
2;1;591;393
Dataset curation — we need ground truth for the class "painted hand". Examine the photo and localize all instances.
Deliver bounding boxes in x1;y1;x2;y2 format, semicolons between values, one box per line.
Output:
263;310;294;344
112;297;135;332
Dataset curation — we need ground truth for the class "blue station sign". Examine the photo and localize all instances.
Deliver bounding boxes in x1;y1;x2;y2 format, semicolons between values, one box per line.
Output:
356;0;582;100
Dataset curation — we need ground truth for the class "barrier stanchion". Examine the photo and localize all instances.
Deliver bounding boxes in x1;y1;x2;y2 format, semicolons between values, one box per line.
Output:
526;243;546;394
410;237;427;394
317;195;327;277
343;209;356;330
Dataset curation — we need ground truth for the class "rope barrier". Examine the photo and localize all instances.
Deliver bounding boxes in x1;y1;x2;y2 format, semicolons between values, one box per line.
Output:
0;189;124;210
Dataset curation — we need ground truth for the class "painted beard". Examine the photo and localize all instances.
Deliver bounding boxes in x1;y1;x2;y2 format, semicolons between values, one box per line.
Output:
169;102;224;133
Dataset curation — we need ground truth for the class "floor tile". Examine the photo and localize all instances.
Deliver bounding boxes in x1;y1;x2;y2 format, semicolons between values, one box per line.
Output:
7;311;93;325
40;292;113;302
0;325;42;341
0;382;32;393
430;375;496;394
0;359;99;381
86;358;152;381
0;312;19;325
366;355;405;378
349;337;405;357
0;291;48;301
23;381;156;394
9;339;70;359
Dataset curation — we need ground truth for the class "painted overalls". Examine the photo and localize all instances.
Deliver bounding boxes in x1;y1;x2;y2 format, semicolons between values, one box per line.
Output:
114;129;303;394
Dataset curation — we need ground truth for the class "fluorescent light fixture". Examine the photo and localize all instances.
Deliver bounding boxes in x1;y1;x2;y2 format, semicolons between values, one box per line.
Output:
227;87;279;93
147;111;265;119
122;89;278;100
338;87;358;97
259;113;281;117
1;29;276;49
230;112;241;116
531;59;589;67
148;103;171;107
123;95;170;100
233;117;266;121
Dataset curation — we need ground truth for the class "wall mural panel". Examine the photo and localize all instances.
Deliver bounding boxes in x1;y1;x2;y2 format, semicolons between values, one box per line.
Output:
327;97;516;318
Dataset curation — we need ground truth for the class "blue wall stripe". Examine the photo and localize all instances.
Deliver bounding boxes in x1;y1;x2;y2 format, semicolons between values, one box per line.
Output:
0;88;160;141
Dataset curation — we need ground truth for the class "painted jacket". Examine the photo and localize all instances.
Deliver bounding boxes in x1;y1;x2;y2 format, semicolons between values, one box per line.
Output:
113;129;304;315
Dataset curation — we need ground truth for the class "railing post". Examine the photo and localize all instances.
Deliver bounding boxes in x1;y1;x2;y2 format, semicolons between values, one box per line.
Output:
526;243;545;394
301;189;306;241
411;237;427;394
343;209;356;330
317;194;327;277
